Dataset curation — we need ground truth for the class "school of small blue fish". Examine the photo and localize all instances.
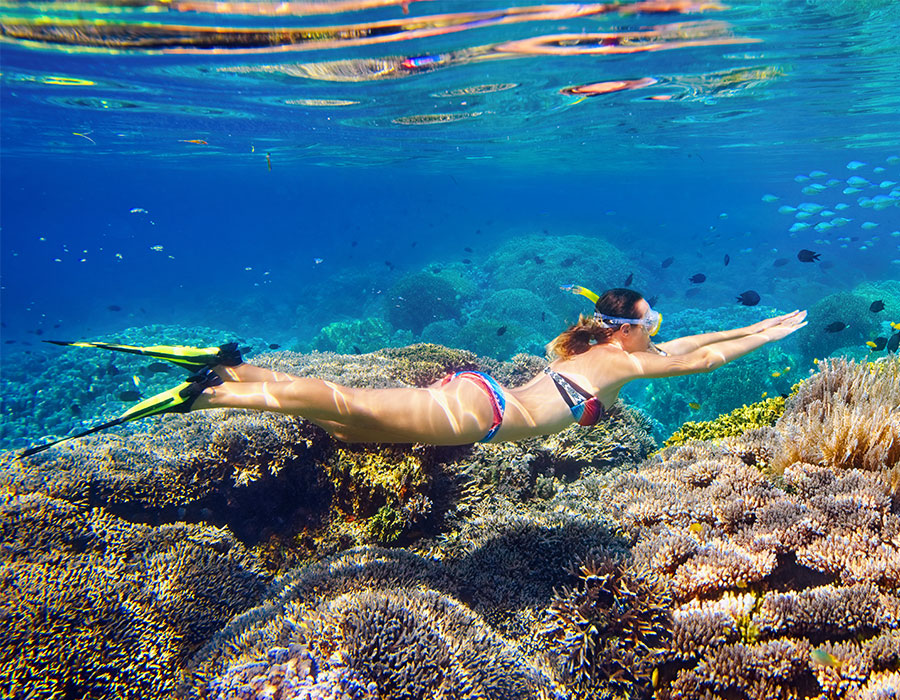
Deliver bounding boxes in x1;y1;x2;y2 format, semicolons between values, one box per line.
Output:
762;156;900;259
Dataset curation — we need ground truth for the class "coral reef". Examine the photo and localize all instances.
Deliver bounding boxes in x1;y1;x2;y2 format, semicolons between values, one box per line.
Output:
771;357;900;472
386;271;471;334
310;316;411;354
664;395;787;447
185;547;563;700
795;291;878;360
0;491;266;700
540;552;672;697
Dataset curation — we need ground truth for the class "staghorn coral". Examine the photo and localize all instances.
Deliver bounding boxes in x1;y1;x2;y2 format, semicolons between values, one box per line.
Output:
184;547;563;700
0;492;266;700
772;357;900;473
540;552;672;697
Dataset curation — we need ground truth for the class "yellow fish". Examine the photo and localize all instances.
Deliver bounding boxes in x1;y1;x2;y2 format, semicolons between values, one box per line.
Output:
688;402;701;410
132;375;141;387
810;648;842;670
813;358;820;365
866;341;878;348
688;522;704;534
891;322;900;331
771;371;781;378
761;391;768;398
784;366;791;372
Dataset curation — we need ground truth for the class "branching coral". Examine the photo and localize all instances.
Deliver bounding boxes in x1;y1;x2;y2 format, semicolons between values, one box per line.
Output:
0;492;266;700
540;552;672;696
185;547;562;700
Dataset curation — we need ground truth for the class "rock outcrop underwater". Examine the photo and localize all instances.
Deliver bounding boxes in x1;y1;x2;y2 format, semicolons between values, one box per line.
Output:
1;347;898;699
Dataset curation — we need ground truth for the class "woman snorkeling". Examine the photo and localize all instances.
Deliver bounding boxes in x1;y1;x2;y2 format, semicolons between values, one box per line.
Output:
21;286;807;456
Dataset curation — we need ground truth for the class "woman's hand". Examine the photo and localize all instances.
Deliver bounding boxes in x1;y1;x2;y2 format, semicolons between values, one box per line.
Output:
744;310;807;336
756;310;808;341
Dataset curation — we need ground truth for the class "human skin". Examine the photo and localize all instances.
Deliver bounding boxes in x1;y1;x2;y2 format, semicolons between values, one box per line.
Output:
192;302;807;445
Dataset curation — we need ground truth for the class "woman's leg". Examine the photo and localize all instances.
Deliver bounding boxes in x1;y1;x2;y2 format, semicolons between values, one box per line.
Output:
191;376;497;445
213;363;304;383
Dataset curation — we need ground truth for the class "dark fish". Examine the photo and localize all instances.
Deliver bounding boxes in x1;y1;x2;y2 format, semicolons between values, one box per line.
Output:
4;340;15;344
736;290;760;306
825;321;847;333
107;305;122;311
773;258;789;267
118;390;142;401
462;259;472;264
562;256;576;266
534;256;544;265
34;329;43;336
351;240;358;247
496;326;507;336
53;324;61;329
869;300;885;313
147;362;169;373
268;343;280;349
541;312;546;322
723;254;730;266
888;333;900;354
661;257;674;268
870;337;888;351
385;261;394;270
352;345;362;354
647;296;659;307
624;273;634;286
433;266;442;273
689;273;706;284
797;249;820;263
464;247;473;253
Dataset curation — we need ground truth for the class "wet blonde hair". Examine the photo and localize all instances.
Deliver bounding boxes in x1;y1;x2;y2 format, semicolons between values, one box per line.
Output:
547;288;644;360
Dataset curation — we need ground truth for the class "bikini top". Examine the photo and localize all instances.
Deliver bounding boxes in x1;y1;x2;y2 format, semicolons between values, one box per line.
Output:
543;366;610;427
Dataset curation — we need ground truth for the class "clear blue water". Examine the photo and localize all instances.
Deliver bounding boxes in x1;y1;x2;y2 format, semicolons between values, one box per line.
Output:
2;0;899;449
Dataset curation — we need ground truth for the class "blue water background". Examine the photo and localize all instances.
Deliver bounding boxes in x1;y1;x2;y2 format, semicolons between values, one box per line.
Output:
1;0;899;449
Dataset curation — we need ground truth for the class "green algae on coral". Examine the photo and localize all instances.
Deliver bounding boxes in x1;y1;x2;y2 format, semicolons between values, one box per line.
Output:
367;504;405;544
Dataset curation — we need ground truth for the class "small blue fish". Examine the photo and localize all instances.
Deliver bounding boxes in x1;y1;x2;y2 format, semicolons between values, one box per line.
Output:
798;202;824;213
835;203;850;210
846;160;867;170
778;205;797;214
847;176;868;187
809;170;827;179
843;187;862;195
794;174;810;183
789;222;811;232
802;185;826;195
761;194;779;203
861;222;878;230
314;257;324;264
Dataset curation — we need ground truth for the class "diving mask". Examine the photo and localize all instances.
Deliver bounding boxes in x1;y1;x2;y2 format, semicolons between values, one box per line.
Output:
560;284;662;336
595;309;662;336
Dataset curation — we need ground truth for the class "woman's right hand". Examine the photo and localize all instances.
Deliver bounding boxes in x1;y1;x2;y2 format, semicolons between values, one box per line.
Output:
745;310;807;336
756;310;808;341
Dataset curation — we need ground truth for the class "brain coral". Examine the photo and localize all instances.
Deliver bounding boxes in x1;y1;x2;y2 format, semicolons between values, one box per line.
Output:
0;492;266;700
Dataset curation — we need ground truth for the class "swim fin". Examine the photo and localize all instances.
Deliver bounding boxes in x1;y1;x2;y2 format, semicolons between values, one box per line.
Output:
43;340;243;373
16;368;223;459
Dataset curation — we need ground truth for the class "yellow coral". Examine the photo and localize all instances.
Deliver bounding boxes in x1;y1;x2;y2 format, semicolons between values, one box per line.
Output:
665;396;787;448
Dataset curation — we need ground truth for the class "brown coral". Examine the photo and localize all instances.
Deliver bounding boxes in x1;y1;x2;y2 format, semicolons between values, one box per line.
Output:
772;357;900;473
0;492;266;700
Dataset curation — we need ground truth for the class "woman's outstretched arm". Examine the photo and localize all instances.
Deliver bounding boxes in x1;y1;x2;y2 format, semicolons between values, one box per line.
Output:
655;311;804;355
618;311;807;379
